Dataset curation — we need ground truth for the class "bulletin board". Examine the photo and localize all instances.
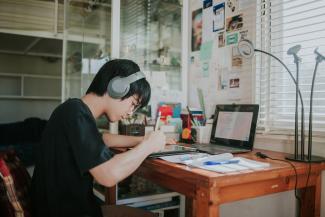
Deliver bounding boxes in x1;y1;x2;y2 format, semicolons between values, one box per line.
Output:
188;0;256;118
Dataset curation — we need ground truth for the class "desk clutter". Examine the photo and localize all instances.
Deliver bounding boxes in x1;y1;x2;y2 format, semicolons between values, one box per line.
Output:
114;102;184;141
159;153;270;173
104;101;214;145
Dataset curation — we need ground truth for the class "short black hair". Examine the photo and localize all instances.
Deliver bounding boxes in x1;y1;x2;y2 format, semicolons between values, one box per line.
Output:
86;59;151;108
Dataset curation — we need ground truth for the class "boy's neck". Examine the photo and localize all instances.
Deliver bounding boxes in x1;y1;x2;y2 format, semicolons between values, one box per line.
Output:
81;94;104;119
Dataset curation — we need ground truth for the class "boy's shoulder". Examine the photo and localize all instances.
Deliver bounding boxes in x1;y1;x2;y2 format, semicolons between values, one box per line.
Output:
54;98;88;118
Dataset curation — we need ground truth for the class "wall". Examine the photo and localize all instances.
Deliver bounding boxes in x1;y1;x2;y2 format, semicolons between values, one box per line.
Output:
188;1;325;217
188;0;255;117
255;135;325;217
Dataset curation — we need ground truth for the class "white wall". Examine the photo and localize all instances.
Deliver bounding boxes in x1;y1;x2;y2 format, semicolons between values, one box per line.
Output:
188;0;256;117
254;135;325;217
188;1;325;216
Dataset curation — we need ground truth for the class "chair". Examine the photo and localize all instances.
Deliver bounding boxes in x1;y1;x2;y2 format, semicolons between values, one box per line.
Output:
0;150;32;217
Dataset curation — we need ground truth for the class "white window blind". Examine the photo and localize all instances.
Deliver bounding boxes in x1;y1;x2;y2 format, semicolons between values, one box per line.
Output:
255;0;325;136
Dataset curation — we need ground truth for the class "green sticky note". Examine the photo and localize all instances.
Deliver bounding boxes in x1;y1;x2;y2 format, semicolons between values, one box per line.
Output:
201;61;209;77
200;41;213;61
226;33;238;45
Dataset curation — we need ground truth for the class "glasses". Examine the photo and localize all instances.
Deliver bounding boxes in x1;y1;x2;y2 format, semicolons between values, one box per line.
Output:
130;96;141;112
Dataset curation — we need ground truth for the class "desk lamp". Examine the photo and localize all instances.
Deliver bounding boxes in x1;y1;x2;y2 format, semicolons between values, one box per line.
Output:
286;45;303;161
308;48;325;161
237;39;325;162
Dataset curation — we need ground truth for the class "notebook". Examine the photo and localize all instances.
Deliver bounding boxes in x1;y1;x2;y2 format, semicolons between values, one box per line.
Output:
149;144;198;158
193;104;259;155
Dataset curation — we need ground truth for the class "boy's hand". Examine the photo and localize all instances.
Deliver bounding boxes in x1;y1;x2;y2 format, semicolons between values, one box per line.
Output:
142;131;166;153
166;138;177;145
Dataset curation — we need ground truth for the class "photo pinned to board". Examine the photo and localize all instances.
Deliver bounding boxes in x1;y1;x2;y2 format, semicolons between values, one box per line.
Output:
226;14;243;32
229;78;240;88
191;8;203;51
213;2;225;32
226;32;239;45
232;46;242;68
239;30;248;40
226;0;239;16
218;32;225;48
218;67;229;90
189;53;202;78
203;0;212;8
202;0;214;42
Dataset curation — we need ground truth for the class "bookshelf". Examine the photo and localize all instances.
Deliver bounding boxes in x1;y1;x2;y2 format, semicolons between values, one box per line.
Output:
93;175;185;217
0;0;111;122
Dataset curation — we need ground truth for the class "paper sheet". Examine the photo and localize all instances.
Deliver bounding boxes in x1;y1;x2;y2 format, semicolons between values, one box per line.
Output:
213;2;225;32
159;154;270;173
200;41;213;61
202;0;214;42
190;157;270;173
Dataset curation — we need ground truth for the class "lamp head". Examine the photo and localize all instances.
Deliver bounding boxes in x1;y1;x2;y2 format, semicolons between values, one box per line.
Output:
314;48;325;62
287;45;301;56
287;45;301;63
237;39;255;58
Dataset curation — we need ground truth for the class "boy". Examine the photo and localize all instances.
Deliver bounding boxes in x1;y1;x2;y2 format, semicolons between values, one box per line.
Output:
31;59;166;217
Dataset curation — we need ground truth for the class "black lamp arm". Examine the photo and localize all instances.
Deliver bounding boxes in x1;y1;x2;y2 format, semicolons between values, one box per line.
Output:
255;48;305;156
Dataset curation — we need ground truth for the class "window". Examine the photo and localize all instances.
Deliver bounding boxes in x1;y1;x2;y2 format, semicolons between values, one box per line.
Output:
255;0;325;137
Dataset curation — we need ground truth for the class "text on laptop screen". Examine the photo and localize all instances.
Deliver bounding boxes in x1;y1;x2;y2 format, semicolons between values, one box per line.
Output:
214;111;253;141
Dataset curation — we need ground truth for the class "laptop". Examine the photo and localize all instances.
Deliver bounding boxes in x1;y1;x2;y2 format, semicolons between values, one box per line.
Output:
193;104;259;155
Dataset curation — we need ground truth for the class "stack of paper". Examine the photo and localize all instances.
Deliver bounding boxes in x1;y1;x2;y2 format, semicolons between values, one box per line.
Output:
159;153;270;173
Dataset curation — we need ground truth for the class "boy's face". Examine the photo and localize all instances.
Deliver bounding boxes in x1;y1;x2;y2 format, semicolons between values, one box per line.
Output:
105;94;140;122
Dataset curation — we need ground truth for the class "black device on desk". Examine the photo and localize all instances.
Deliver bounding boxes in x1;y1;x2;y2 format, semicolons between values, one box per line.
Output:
148;144;198;158
193;104;259;154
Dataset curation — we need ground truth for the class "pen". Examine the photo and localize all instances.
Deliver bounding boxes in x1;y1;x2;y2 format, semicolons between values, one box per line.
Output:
186;106;196;126
155;111;161;131
203;160;240;166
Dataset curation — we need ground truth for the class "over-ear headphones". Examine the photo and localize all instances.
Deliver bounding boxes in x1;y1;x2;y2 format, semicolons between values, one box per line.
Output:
107;71;146;99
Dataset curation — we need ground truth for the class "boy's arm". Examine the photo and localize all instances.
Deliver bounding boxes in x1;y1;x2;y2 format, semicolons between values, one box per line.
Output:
91;131;166;187
102;132;177;148
102;133;144;148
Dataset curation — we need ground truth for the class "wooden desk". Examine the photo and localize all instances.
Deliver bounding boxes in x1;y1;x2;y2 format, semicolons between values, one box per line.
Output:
106;149;325;217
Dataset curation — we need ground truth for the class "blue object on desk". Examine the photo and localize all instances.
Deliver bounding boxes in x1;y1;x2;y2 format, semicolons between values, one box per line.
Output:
203;160;240;166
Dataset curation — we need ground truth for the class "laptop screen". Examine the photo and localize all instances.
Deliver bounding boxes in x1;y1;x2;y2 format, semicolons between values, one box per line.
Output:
210;104;259;149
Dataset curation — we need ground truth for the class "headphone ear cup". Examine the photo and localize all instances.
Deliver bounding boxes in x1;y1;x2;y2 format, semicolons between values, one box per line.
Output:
107;71;146;99
107;76;130;99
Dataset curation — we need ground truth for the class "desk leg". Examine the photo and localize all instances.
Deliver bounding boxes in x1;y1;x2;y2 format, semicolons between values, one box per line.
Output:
185;197;194;217
186;187;220;217
300;174;321;217
105;185;117;205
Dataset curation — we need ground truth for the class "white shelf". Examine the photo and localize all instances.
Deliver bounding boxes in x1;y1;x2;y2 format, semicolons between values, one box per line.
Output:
93;188;105;202
0;0;108;45
0;72;61;100
151;205;180;211
0;72;61;80
0;28;63;41
116;192;180;206
93;187;183;217
0;95;61;100
0;28;106;48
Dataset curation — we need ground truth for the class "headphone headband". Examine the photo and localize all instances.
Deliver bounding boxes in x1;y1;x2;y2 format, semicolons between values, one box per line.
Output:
121;71;145;84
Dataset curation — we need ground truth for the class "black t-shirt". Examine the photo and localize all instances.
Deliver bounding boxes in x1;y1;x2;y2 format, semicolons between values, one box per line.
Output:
31;98;113;217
